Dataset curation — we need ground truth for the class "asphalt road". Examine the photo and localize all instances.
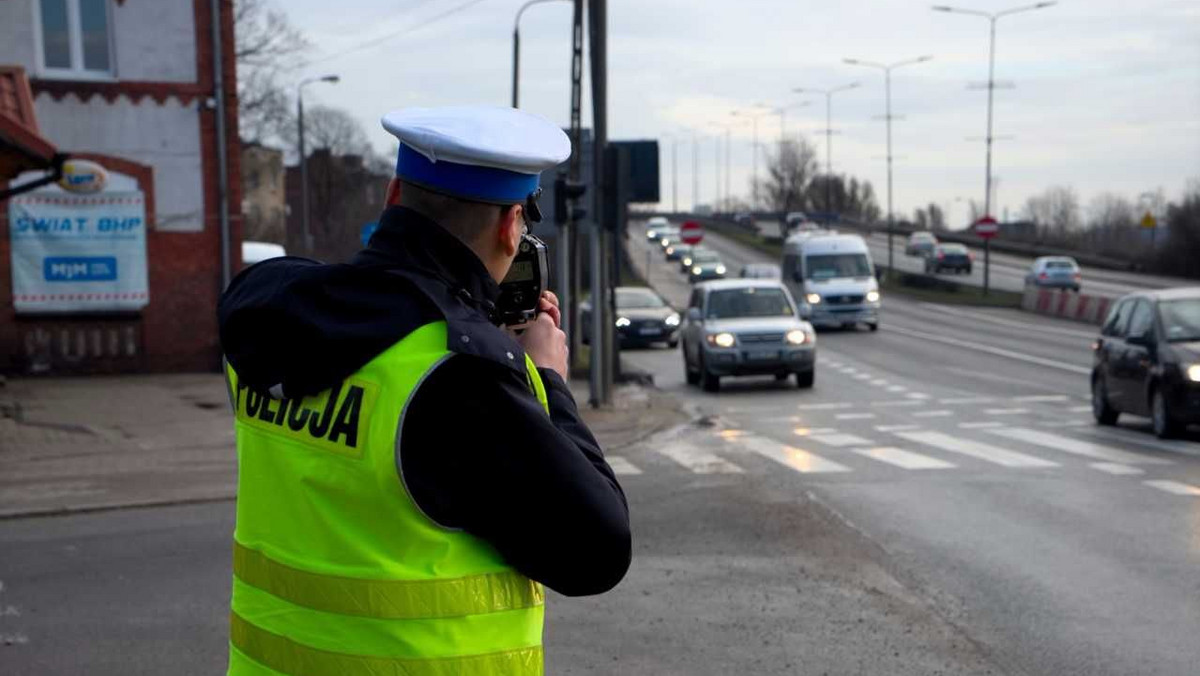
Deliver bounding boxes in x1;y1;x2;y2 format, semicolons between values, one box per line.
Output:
626;225;1200;676
751;219;1191;297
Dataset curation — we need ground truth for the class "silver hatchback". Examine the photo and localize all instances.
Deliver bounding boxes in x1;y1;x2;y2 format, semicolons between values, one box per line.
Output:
681;280;817;392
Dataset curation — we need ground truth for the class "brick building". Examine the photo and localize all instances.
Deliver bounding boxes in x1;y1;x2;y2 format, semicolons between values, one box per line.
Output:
0;0;241;374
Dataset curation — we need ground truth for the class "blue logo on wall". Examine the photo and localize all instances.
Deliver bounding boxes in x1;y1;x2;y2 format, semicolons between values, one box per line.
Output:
44;256;118;282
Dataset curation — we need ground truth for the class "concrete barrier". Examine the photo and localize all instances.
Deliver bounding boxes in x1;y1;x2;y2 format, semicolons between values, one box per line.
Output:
1022;285;1118;326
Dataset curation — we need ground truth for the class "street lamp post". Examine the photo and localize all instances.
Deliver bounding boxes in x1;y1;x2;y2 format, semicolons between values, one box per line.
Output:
511;0;570;108
793;83;860;220
691;130;701;213
731;109;769;209
843;55;932;273
933;2;1056;294
297;74;339;254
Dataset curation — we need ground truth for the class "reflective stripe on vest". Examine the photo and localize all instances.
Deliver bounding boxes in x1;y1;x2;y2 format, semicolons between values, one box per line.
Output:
227;321;549;676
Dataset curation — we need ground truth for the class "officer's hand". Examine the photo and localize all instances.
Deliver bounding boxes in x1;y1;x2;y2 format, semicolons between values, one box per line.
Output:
517;312;569;381
538;291;561;329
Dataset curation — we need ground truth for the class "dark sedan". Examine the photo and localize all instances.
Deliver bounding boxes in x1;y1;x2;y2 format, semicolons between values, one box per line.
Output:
925;243;973;274
581;286;681;348
1091;288;1200;438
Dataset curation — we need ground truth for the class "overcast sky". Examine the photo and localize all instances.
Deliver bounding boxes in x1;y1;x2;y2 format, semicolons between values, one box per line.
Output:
283;0;1199;226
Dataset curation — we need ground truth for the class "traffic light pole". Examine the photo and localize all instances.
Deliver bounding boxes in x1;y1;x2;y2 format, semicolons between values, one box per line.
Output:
589;0;611;406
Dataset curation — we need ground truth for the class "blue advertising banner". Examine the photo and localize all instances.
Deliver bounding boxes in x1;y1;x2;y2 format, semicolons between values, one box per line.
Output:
8;192;149;313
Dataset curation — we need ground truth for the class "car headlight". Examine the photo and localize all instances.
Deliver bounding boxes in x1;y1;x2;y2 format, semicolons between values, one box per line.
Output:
1187;364;1200;383
806;293;822;304
661;238;670;246
866;290;880;303
665;313;681;327
666;246;675;255
615;316;631;328
786;329;808;345
648;230;657;238
715;265;726;275
693;266;702;275
707;332;736;348
682;257;692;266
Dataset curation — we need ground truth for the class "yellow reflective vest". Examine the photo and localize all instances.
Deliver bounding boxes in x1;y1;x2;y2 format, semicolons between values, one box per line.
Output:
225;321;549;676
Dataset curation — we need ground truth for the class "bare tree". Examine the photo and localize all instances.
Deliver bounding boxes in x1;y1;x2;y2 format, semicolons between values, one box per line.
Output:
758;137;820;214
927;203;946;231
913;208;929;230
967;199;985;224
1024;185;1082;235
288;105;373;158
235;0;311;144
1156;180;1200;277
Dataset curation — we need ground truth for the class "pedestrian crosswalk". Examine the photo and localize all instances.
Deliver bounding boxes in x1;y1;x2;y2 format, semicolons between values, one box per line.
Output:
606;421;1200;499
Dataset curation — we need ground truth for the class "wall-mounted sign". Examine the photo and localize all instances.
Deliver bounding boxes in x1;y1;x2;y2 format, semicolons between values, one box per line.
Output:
8;192;149;313
57;159;110;194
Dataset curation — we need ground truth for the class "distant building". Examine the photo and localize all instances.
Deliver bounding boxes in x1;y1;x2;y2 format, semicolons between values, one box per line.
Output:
241;143;286;245
0;0;241;374
285;149;390;263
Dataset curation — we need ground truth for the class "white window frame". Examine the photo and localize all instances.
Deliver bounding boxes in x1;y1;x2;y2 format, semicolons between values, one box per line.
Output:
31;0;117;81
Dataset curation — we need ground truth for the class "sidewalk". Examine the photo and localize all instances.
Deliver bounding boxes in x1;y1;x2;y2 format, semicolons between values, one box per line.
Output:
0;372;686;519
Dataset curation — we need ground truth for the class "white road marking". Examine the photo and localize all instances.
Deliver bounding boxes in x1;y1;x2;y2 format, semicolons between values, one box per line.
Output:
851;447;956;470
906;392;932;400
657;443;744;474
835;412;876;420
1012;394;1072;403
916;302;1099;339
883;324;1092;375
1090;463;1144;476
1144;480;1200;497
854;374;873;381
870;379;889;386
871;400;924;408
959;421;1004;429
897;430;1059;468
827;361;843;368
793;427;840;437
1068;405;1093;413
1076;427;1200;458
809;433;875;447
887;385;908;393
988;427;1172;465
796;402;853;411
984;408;1030;416
940;397;996;405
736;435;852;474
607;456;643;475
762;415;803;423
875;424;921;432
912;410;953;418
1045;420;1093;428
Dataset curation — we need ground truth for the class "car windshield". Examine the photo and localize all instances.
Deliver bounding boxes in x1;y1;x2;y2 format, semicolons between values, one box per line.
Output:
1159;299;1200;342
806;253;871;279
706;288;794;319
616;289;666;309
941;244;968;254
1046;260;1077;269
694;253;721;264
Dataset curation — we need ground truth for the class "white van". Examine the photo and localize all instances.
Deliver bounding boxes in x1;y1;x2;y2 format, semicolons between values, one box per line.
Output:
242;241;287;267
781;233;881;331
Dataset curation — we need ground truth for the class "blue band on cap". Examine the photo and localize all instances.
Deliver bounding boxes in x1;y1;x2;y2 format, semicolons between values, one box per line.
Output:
395;144;539;204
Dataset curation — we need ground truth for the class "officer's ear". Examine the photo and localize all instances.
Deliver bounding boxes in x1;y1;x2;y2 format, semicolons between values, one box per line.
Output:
497;204;523;257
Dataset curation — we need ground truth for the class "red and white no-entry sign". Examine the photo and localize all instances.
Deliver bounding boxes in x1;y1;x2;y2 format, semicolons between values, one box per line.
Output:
974;215;999;239
680;220;704;245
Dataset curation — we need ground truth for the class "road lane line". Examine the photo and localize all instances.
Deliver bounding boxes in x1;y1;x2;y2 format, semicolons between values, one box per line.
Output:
984;408;1030;416
851;447;956;470
882;324;1091;375
607;456;643;475
1143;480;1200;497
906;393;932;400
915;302;1099;339
912;410;953;418
657;443;744;474
940;397;996;405
875;424;921;432
1090;463;1144;476
870;379;889;386
796;402;853;411
794;427;840;436
1068;405;1093;413
871;400;924;408
809;433;875;447
854;374;873;381
1012;394;1072;403
959;421;1004;429
896;430;1059;468
887;385;908;393
736;435;851;474
987;427;1172;465
835;412;876;420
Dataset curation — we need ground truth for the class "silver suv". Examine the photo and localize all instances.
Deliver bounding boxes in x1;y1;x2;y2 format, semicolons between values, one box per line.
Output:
681;280;817;392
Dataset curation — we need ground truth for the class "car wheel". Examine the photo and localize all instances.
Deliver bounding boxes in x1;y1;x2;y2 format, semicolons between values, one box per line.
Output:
1151;387;1180;439
868;322;879;332
795;370;815;389
1091;375;1119;426
699;355;720;392
683;349;700;386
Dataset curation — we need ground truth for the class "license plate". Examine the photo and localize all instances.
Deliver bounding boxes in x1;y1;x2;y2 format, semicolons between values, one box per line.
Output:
745;351;779;362
638;327;660;336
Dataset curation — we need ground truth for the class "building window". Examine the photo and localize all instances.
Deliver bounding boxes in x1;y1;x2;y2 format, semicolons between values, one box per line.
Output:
37;0;114;79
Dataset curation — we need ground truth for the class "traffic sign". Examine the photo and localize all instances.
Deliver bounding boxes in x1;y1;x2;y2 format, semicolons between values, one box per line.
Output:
680;220;704;245
1140;211;1157;229
974;215;999;239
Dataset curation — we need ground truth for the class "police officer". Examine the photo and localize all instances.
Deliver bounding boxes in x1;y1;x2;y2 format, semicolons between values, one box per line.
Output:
218;106;631;676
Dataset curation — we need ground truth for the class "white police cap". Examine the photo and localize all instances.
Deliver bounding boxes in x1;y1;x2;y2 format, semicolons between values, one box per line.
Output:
381;106;571;214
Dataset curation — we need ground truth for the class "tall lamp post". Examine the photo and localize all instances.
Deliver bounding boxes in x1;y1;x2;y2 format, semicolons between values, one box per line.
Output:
511;0;570;108
932;2;1056;220
731;107;772;210
843;55;932;272
793;82;859;220
297;74;339;253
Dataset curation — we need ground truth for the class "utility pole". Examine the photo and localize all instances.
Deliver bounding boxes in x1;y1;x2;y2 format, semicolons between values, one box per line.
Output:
296;75;339;255
692;130;700;212
588;0;610;406
844;55;932;273
511;0;569;108
564;0;585;356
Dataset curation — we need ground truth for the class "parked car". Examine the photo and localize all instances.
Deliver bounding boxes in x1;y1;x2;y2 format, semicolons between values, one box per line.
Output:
783;212;819;238
905;231;938;257
925;243;973;274
1091;288;1200;438
580;286;682;349
679;246;706;273
665;243;692;262
1027;256;1082;292
645;216;671;241
740;263;782;279
688;250;727;283
681;280;816;391
782;233;880;331
657;226;681;249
